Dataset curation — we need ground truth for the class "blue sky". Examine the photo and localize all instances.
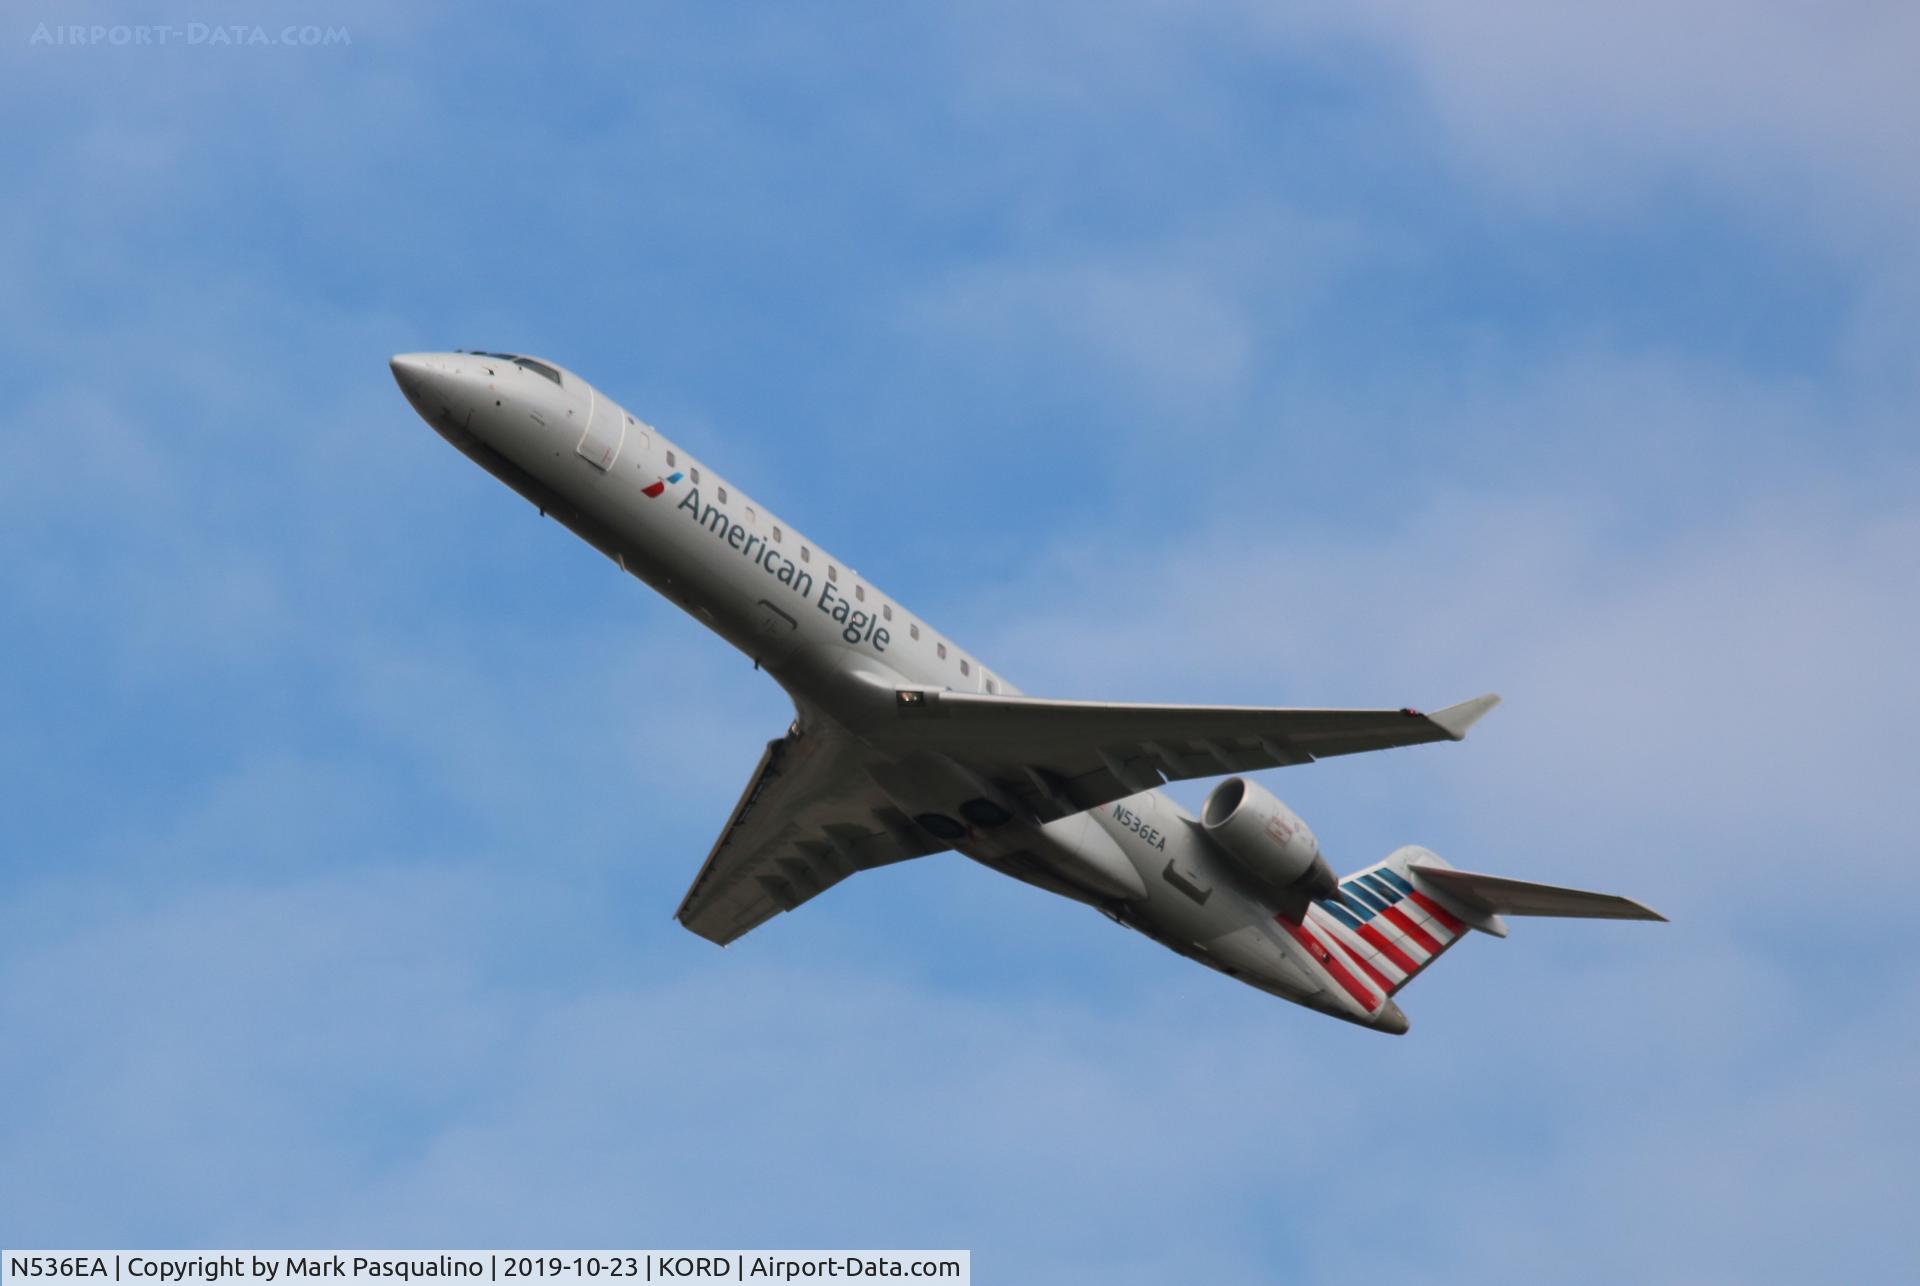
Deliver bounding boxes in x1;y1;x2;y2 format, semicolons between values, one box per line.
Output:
3;3;1916;1280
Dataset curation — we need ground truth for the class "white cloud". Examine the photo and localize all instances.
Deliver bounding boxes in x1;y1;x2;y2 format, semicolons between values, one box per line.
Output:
981;351;1917;905
4;4;1917;1277
905;207;1367;416
5;864;1911;1281
1294;1;1920;231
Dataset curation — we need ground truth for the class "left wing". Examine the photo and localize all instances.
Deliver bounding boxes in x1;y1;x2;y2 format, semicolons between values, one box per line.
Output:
675;725;946;946
884;689;1500;822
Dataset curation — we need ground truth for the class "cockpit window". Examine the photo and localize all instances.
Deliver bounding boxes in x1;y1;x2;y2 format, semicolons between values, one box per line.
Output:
464;352;563;386
510;356;563;385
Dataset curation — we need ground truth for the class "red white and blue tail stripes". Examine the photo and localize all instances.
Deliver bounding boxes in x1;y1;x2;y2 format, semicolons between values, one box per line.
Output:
1275;852;1471;1016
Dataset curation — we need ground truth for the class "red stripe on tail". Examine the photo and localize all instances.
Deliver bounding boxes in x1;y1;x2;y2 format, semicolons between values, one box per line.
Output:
1382;905;1444;955
1408;890;1467;936
1278;918;1379;1012
1356;921;1420;974
1325;924;1396;995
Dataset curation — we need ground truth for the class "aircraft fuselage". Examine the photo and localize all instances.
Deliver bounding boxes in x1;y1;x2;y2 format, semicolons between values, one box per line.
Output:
391;351;1407;1031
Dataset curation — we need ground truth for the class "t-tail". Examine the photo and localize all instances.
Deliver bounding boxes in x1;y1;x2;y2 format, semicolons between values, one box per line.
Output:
1300;847;1666;1034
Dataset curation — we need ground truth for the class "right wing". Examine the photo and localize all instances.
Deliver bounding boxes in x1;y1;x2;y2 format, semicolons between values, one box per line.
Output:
884;688;1500;821
674;725;946;946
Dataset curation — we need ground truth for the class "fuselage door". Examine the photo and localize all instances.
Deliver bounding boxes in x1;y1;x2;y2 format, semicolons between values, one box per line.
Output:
1136;794;1214;905
576;387;626;471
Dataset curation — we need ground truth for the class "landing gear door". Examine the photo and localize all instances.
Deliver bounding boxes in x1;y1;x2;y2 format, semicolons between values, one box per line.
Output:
576;388;625;471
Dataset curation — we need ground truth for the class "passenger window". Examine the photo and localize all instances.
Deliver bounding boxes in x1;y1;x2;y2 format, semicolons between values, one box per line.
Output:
910;624;920;641
986;678;996;694
828;565;838;582
744;506;756;523
772;526;783;542
691;468;701;484
718;487;728;503
959;659;970;676
801;546;811;563
936;643;947;660
667;451;676;466
854;584;865;602
882;604;892;621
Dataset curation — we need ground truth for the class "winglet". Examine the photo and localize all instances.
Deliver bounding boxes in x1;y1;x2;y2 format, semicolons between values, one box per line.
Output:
1428;693;1501;741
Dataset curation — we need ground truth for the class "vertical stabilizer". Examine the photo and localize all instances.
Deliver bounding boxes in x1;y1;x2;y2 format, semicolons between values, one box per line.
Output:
1302;846;1479;998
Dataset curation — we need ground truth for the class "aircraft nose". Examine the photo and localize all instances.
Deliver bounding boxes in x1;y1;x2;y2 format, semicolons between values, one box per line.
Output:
390;352;475;427
389;352;439;401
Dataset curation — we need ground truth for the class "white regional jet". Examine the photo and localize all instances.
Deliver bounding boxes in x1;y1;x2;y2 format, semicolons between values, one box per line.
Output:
392;351;1663;1034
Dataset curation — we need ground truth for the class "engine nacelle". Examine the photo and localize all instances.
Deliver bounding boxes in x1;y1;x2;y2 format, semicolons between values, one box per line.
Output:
1200;777;1338;903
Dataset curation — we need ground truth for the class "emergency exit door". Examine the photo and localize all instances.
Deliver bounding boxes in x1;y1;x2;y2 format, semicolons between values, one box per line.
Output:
576;388;626;471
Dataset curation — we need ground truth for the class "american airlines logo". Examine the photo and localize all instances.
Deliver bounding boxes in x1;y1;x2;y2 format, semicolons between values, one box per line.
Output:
673;485;892;652
641;471;684;499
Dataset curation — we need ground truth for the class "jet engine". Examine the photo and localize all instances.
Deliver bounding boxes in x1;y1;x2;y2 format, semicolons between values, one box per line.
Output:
1200;777;1338;904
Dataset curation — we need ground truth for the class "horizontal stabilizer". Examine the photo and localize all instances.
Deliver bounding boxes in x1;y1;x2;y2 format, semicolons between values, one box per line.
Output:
1408;864;1666;922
